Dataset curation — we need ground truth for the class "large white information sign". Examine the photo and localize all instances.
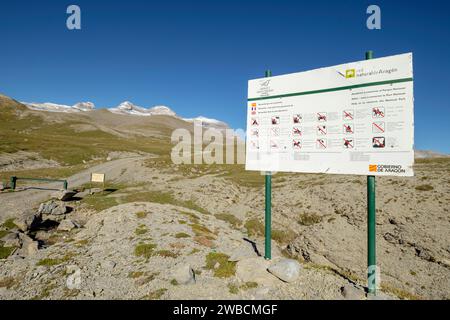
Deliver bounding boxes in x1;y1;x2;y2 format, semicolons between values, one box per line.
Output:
246;53;414;176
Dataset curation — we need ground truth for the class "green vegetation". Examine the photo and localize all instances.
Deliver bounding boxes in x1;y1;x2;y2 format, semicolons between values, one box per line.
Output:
134;242;157;259
36;253;75;267
228;284;239;294
128;271;145;278
144;288;167;300
0;98;173;169
135;225;148;236
415;184;434;191
205;252;236;278
229;281;259;294
170;279;179;285
0;245;15;259
175;232;191;238
215;213;242;228
381;283;422;300
244;218;264;237
190;223;215;240
136;211;148;219
82;194;120;212
32;283;58;300
298;213;322;226
180;211;200;222
0;230;8;239
272;229;296;244
190;248;200;255
1;218;17;230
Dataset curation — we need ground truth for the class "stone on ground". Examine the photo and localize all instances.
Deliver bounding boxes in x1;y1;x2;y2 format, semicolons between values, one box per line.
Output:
267;258;301;283
57;219;77;232
229;242;259;262
1;232;21;248
52;189;77;201
13;209;41;232
172;264;196;285
16;233;39;257
236;257;277;286
340;283;366;300
38;200;67;215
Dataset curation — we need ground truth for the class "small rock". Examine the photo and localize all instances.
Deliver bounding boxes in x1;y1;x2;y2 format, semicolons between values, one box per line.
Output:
1;232;21;248
66;269;82;290
236;257;277;286
214;262;220;269
341;284;365;300
172;264;196;285
38;200;67;216
0;182;5;191
229;243;258;262
57;219;77;232
267;259;301;283
52;190;77;202
106;157;112;161
383;232;399;244
17;233;39;257
101;260;116;271
14;209;41;232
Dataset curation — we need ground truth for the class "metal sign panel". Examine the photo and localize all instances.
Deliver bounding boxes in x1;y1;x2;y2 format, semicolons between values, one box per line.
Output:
246;53;414;176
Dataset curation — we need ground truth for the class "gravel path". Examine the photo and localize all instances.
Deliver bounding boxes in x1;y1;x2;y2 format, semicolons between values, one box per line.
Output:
0;156;148;223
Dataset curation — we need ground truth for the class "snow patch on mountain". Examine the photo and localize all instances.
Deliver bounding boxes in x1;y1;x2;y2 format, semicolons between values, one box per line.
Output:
23;102;95;113
108;101;176;116
183;116;229;129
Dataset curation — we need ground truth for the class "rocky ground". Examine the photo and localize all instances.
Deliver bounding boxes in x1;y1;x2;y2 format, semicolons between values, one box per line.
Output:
0;156;449;300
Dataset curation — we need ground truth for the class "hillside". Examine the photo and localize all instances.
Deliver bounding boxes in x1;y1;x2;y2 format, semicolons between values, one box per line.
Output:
0;93;449;300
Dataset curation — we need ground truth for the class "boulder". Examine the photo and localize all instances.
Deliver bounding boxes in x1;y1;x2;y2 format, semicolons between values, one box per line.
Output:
14;209;41;232
1;232;21;248
17;233;39;257
267;259;301;283
38;200;67;216
52;190;77;202
0;182;5;191
236;257;277;286
57;219;77;232
341;283;366;300
172;264;196;285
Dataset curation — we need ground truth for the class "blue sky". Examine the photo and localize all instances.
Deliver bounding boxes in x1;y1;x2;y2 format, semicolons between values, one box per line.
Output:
0;0;449;153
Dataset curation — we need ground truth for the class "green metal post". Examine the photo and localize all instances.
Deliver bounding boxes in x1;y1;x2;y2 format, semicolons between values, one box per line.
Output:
63;180;68;190
366;50;377;295
264;69;272;260
10;176;16;190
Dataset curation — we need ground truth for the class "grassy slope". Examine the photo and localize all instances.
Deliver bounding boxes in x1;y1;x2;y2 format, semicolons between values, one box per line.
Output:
0;95;173;166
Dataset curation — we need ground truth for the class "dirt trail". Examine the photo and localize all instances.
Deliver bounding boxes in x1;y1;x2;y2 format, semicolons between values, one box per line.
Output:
0;156;148;223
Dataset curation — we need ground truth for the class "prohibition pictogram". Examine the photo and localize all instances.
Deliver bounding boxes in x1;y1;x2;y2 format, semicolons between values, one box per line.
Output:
343;138;354;149
372;122;385;133
343;123;354;134
343;110;354;120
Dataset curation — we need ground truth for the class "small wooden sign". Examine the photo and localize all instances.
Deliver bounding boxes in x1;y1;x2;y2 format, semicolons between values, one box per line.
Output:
91;173;105;183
